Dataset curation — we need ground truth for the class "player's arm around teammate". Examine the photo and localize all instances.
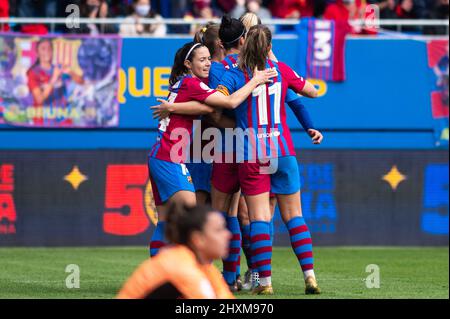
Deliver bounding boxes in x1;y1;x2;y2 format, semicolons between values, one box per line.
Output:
148;41;276;257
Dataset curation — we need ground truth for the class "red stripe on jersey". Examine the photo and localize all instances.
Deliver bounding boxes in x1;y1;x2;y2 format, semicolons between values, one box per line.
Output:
265;83;271;128
280;80;293;156
228;55;237;65
243;69;257;159
278;134;286;156
266;60;276;158
256;86;261;129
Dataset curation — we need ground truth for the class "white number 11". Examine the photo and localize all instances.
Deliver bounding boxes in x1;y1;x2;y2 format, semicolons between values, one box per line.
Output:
252;82;281;126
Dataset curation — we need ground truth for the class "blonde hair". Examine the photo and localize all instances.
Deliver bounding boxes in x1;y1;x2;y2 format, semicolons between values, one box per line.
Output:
239;24;272;72
239;12;261;31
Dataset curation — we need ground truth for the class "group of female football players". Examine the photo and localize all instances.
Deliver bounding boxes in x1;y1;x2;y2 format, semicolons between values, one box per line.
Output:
147;13;323;296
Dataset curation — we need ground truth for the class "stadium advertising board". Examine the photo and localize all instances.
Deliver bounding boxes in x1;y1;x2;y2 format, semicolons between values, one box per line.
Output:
0;150;447;246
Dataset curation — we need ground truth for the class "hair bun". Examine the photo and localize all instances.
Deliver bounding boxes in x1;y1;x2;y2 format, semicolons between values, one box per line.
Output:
219;15;245;46
221;14;232;26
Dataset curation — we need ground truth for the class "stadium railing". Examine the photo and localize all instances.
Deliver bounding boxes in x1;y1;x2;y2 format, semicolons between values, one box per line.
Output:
0;17;448;35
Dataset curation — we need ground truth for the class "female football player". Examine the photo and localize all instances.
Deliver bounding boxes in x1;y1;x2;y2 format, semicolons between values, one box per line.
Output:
152;16;322;293
216;25;321;295
148;40;277;257
118;205;234;299
237;12;323;292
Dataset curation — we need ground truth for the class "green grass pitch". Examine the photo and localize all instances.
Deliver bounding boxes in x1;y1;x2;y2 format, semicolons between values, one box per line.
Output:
0;247;448;299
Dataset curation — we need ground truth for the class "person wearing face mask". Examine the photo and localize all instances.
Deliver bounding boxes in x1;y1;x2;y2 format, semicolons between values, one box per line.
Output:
119;0;167;37
74;0;117;34
424;0;449;34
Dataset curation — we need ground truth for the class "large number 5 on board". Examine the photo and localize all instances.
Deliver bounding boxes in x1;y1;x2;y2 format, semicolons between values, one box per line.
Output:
252;82;282;126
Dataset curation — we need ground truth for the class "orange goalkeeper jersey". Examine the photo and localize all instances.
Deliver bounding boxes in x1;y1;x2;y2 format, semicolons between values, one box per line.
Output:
117;245;235;299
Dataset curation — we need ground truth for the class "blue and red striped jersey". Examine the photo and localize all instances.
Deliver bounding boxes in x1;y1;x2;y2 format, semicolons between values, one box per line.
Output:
217;60;306;161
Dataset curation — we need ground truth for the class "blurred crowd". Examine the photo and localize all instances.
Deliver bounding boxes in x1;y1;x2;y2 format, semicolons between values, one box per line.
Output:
0;0;448;35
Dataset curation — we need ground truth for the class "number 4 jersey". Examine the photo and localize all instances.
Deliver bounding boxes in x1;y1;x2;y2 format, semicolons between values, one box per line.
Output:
150;75;216;163
217;60;306;161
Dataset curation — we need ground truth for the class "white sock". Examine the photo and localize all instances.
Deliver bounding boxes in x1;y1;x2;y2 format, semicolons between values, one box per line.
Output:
304;270;315;279
260;276;272;286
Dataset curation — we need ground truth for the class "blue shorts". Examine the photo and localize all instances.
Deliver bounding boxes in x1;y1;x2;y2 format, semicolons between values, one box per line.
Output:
148;157;195;206
185;162;212;193
270;156;301;195
238;156;301;196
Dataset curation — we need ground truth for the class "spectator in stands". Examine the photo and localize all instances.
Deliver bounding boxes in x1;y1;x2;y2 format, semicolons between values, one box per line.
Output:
269;0;315;19
324;0;355;21
424;0;449;34
216;0;237;13
184;0;220;35
374;0;399;19
109;0;132;17
230;0;246;18
323;0;358;32
0;0;9;31
395;0;416;19
14;0;51;34
429;0;449;19
69;0;118;34
231;0;272;21
394;0;425;32
323;0;378;34
119;0;167;36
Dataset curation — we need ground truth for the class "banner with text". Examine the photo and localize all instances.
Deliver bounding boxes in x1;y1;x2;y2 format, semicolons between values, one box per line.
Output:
0;33;121;127
0;150;447;246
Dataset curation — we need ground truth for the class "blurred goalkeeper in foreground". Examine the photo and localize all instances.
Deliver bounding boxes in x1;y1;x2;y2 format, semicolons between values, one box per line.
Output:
117;205;234;299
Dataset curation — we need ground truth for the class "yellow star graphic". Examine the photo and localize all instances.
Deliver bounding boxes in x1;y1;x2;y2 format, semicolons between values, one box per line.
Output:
64;166;88;190
382;165;407;191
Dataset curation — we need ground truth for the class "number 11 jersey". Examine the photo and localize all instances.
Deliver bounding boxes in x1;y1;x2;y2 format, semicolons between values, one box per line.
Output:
217;60;306;161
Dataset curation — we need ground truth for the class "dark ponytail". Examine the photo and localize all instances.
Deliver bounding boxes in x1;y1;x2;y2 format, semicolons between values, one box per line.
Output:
219;14;246;50
169;41;205;87
165;204;214;246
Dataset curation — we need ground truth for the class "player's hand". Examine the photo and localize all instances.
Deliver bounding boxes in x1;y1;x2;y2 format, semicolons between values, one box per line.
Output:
308;129;323;144
253;67;278;85
151;98;172;120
